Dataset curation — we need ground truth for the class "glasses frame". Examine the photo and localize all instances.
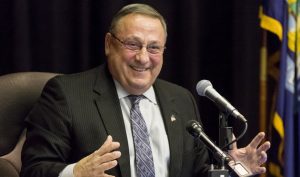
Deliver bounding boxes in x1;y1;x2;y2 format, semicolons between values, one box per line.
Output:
110;33;166;54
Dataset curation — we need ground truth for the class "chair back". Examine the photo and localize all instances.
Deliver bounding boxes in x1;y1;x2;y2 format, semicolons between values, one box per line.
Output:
0;72;59;177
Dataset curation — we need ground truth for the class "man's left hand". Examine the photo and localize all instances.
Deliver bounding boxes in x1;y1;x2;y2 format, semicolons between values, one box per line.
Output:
228;132;271;175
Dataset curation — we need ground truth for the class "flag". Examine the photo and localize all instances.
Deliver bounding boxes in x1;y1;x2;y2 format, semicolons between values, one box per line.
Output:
260;0;300;177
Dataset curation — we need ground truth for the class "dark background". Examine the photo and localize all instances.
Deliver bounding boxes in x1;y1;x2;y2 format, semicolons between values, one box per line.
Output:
0;0;261;147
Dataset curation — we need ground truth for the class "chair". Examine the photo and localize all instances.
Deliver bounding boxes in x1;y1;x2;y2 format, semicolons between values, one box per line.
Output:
0;72;59;177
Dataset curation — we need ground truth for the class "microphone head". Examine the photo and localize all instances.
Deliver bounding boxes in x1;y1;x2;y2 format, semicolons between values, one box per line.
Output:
196;80;212;96
186;120;202;138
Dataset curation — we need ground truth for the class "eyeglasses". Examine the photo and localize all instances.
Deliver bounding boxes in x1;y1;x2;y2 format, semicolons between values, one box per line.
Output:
110;33;166;54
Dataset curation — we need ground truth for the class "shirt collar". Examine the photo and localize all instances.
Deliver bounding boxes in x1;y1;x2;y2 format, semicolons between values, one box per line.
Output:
113;80;157;105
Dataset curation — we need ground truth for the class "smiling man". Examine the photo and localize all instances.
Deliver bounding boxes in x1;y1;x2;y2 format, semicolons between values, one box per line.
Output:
105;12;166;95
21;3;270;177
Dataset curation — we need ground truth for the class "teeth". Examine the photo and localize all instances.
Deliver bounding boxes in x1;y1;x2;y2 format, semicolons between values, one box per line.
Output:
132;66;147;72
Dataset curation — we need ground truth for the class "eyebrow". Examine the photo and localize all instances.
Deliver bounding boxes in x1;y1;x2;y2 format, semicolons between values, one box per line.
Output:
124;36;162;45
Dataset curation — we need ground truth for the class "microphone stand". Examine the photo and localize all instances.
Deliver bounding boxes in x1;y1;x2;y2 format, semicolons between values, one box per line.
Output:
207;112;231;177
208;158;229;177
219;112;233;151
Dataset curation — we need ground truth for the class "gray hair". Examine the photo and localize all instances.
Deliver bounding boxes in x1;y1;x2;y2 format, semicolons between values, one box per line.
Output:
109;3;167;37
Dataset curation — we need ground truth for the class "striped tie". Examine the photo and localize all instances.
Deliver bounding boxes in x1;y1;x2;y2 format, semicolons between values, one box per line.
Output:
128;95;155;177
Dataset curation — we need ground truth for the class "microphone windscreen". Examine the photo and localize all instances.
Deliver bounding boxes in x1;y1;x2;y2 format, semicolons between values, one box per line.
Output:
196;80;212;96
185;120;202;138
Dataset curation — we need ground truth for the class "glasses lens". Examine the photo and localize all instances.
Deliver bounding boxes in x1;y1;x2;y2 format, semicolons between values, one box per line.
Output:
112;33;165;54
147;45;162;54
123;41;141;51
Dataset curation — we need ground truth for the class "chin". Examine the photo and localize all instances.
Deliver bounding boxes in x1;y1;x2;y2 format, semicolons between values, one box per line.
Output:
129;82;150;92
133;84;148;90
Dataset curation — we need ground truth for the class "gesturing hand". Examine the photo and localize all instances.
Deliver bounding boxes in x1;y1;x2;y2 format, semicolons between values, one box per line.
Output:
228;132;271;175
74;135;121;177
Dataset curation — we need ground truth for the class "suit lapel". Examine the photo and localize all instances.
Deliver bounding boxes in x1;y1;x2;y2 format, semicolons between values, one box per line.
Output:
93;66;131;177
92;67;184;177
154;81;183;177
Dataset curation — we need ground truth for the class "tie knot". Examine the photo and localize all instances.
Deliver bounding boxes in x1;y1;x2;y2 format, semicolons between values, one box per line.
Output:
128;95;144;105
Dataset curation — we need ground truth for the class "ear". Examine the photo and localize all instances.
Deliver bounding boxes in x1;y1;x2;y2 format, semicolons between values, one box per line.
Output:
105;33;112;56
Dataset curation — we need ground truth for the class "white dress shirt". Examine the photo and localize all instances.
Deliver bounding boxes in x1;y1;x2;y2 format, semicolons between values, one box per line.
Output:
59;81;170;177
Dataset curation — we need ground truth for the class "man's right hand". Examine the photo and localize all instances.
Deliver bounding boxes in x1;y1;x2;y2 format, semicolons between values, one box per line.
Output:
73;135;121;177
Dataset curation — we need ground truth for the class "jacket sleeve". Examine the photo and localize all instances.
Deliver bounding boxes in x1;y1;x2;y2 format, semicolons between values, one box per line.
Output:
20;77;72;177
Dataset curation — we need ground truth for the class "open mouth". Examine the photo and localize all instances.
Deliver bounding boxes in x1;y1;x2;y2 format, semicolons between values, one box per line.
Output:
130;66;149;72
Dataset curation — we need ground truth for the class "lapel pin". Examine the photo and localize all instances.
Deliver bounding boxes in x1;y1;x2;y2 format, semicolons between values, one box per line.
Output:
171;114;176;122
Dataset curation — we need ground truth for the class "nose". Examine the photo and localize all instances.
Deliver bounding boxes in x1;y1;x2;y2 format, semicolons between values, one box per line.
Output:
136;46;150;64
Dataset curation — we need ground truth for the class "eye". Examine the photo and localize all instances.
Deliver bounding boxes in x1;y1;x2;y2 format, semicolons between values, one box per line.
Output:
147;45;162;53
148;45;160;50
124;41;141;50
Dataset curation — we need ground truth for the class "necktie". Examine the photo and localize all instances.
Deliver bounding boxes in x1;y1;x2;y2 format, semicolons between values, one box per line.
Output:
128;95;155;177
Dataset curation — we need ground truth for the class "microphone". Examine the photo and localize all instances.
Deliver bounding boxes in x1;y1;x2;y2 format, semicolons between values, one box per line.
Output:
196;80;247;122
186;120;229;162
186;120;253;177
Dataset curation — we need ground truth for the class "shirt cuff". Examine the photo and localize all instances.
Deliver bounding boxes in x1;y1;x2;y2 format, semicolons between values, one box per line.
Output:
58;163;76;177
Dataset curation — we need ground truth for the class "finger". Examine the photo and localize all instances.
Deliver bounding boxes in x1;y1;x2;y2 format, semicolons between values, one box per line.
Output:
92;160;119;175
88;157;119;175
103;175;115;177
253;166;266;175
249;132;265;149
258;151;268;165
95;136;120;156
257;141;271;153
99;159;119;171
95;151;121;164
85;151;120;176
231;134;237;149
97;135;113;153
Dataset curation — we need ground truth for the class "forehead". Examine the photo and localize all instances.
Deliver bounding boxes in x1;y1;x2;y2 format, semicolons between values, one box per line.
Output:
115;14;166;38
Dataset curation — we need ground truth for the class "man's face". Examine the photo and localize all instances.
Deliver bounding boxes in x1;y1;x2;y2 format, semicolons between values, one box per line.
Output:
105;14;166;95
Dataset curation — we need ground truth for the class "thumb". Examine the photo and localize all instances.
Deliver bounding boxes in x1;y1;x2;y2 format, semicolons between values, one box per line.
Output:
231;134;237;150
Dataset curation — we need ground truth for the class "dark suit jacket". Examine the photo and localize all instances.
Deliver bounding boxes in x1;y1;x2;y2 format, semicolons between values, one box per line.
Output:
20;64;210;177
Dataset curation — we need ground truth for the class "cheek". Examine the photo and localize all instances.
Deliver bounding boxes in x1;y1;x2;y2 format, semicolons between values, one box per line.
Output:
151;56;163;69
111;52;134;68
119;52;137;64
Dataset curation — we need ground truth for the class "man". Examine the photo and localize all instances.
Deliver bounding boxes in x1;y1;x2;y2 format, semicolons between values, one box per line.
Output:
21;3;270;177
